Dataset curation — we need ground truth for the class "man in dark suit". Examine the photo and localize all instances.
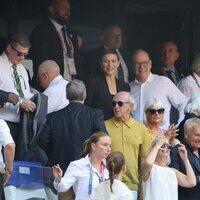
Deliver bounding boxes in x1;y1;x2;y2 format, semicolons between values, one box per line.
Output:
170;117;200;200
38;79;107;172
30;0;82;91
83;25;133;83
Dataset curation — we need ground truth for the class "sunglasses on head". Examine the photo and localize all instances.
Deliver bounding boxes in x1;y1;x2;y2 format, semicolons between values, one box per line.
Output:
147;108;165;114
112;101;129;107
160;143;172;149
11;45;28;57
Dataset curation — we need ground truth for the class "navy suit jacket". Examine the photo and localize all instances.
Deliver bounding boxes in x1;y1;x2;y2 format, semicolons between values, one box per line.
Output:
30;19;83;89
83;46;133;83
38;102;107;172
170;142;200;200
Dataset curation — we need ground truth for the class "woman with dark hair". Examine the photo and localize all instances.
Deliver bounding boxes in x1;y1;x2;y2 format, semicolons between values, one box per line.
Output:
52;131;111;200
91;151;132;200
85;49;130;120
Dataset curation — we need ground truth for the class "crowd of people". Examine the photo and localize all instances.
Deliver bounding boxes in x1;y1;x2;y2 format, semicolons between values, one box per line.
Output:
0;0;200;199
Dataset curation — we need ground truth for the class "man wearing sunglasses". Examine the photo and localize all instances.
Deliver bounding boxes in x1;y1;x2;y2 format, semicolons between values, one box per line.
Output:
129;49;188;130
170;118;200;200
105;91;149;200
0;32;36;149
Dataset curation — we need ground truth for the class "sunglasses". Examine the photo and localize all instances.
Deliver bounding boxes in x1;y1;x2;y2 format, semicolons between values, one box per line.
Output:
112;101;129;107
160;143;172;150
11;45;28;57
147;108;165;114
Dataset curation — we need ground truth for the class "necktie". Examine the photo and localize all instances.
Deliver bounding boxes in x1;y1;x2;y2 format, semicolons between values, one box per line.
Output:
166;70;178;85
61;26;73;58
12;65;24;98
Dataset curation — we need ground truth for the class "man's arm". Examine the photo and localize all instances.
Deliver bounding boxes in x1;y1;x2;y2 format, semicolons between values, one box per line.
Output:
92;109;107;133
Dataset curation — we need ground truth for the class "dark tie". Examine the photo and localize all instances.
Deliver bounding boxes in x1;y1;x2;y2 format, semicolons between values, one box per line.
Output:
61;26;73;58
166;70;178;85
12;65;24;98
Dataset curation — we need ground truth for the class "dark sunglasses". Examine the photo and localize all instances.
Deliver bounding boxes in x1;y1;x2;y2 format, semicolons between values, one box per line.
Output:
147;108;165;114
160;143;172;149
112;101;129;107
11;45;28;57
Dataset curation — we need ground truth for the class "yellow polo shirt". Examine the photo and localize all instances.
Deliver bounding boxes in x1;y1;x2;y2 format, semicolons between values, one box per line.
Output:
105;117;149;191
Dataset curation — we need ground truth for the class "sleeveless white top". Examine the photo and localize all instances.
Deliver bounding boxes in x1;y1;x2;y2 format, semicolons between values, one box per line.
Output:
143;164;178;200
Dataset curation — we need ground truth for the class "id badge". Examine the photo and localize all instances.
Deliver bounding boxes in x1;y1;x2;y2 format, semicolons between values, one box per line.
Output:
67;57;77;75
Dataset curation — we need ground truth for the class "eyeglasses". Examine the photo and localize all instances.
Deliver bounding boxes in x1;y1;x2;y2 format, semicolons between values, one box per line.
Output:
10;45;28;57
160;143;172;150
147;108;165;114
112;101;129;107
134;60;150;68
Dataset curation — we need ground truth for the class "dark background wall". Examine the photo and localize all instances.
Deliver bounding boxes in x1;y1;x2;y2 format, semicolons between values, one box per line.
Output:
1;0;200;74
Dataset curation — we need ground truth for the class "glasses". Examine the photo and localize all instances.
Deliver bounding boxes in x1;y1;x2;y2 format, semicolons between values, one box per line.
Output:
112;101;129;107
134;60;150;68
147;108;165;114
160;143;172;149
11;45;28;57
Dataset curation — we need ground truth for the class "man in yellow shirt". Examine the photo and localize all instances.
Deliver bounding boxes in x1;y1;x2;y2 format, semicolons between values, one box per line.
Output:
105;91;149;200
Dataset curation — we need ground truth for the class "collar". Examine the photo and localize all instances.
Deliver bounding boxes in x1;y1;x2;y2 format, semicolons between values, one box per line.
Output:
48;75;63;87
134;73;153;84
193;72;200;80
112;116;135;128
2;52;17;68
83;154;107;167
164;67;175;72
50;18;63;32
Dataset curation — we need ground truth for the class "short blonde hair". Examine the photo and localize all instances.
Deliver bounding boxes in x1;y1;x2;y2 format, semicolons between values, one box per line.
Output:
143;98;166;125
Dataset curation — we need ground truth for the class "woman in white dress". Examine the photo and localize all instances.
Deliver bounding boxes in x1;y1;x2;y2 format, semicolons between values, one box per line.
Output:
141;137;196;200
91;151;132;200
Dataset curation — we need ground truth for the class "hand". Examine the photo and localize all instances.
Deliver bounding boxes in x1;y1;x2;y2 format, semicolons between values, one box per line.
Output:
52;164;63;182
165;124;179;144
178;144;188;161
20;99;36;112
7;93;19;105
0;169;12;186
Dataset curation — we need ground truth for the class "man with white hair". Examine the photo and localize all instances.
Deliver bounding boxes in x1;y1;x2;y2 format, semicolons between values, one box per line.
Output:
105;91;149;200
178;52;200;98
38;60;69;114
129;49;188;129
170;117;200;200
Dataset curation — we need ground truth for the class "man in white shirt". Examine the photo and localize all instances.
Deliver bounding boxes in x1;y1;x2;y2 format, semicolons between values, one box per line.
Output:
38;60;69;114
178;52;200;98
0;32;36;145
129;49;188;129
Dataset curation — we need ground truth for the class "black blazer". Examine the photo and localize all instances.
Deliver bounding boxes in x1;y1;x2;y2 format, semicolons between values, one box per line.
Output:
30;19;82;89
85;76;130;120
170;142;200;200
38;102;107;172
83;46;133;83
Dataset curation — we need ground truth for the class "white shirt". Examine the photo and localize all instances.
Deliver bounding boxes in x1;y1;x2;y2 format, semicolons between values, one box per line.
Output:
91;179;132;200
54;155;109;200
43;75;69;114
143;164;178;200
0;119;14;163
129;73;188;129
178;72;200;99
0;52;34;122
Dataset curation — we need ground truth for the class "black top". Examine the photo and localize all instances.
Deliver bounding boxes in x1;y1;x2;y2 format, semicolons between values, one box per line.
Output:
85;76;130;120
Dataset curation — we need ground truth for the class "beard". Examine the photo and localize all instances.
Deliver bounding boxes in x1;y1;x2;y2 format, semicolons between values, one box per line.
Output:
52;14;69;25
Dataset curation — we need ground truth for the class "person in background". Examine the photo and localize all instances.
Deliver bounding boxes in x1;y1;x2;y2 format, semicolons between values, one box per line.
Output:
158;41;184;85
105;91;149;200
141;137;196;200
178;51;200;98
0;32;36;146
177;93;200;142
85;49;130;120
31;0;82;90
170;118;200;200
37;60;69;114
143;98;179;145
0;119;15;199
52;132;111;200
91;151;132;200
84;25;132;83
129;49;188;129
